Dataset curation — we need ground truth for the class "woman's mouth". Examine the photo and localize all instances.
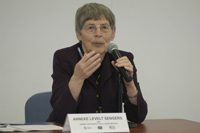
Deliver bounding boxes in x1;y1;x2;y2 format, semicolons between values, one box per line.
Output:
93;42;103;47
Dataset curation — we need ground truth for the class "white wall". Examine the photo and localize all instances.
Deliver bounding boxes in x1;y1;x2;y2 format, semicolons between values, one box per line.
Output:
1;0;200;123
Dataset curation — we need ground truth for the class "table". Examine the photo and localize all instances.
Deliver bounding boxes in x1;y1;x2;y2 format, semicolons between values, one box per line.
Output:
130;119;200;133
1;119;200;133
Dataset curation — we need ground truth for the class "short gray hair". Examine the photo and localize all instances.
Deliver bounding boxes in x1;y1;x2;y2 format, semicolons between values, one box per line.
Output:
75;3;116;34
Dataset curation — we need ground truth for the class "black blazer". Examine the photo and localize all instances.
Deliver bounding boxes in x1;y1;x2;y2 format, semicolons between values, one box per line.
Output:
47;43;147;124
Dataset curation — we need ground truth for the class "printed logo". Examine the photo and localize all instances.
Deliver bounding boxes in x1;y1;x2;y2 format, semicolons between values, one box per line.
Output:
84;127;92;130
98;126;103;130
109;126;115;129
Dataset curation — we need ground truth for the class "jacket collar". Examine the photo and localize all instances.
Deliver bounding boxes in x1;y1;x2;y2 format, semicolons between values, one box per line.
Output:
88;52;115;88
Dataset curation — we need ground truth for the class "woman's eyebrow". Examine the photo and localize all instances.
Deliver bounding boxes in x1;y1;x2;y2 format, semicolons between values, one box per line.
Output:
86;23;109;26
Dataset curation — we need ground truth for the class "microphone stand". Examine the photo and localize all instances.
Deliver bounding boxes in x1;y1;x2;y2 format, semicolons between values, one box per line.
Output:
117;72;137;128
117;73;123;112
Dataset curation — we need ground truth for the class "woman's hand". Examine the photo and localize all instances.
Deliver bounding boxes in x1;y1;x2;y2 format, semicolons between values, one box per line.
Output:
111;56;134;84
69;51;101;101
74;51;101;81
111;56;138;105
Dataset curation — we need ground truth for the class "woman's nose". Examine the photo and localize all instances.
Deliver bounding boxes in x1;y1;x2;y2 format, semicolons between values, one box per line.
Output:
94;27;102;36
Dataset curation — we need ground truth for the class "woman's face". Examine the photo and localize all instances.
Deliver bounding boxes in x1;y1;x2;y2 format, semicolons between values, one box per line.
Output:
76;17;116;57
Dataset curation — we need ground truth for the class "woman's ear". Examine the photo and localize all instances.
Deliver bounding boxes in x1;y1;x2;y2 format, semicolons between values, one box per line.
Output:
76;30;82;41
111;28;116;41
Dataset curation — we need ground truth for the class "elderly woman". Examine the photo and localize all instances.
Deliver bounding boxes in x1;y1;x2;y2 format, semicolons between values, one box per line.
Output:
47;3;147;124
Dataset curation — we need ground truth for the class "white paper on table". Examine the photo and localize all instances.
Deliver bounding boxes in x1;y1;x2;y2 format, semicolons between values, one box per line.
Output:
0;124;63;132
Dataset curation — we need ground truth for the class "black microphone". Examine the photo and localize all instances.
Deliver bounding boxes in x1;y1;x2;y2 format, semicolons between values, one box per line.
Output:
107;43;133;82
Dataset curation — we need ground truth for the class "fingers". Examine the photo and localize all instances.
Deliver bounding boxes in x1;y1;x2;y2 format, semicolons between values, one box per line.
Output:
112;56;134;76
111;61;118;71
81;51;97;63
83;51;101;68
115;57;132;67
83;54;101;77
75;51;101;79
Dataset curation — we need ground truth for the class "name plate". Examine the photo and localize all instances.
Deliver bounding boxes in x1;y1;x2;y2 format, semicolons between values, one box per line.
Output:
63;113;129;133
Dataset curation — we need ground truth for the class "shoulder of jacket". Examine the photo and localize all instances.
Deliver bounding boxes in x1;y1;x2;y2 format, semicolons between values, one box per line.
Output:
119;50;134;59
55;43;78;54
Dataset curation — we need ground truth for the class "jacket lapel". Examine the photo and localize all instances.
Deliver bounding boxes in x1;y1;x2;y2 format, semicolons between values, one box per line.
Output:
87;53;115;88
97;53;114;88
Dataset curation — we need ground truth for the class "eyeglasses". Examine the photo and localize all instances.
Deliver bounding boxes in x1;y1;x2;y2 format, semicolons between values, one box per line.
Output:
84;25;111;34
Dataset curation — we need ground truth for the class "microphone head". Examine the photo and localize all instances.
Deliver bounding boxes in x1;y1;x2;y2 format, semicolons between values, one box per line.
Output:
107;43;118;53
